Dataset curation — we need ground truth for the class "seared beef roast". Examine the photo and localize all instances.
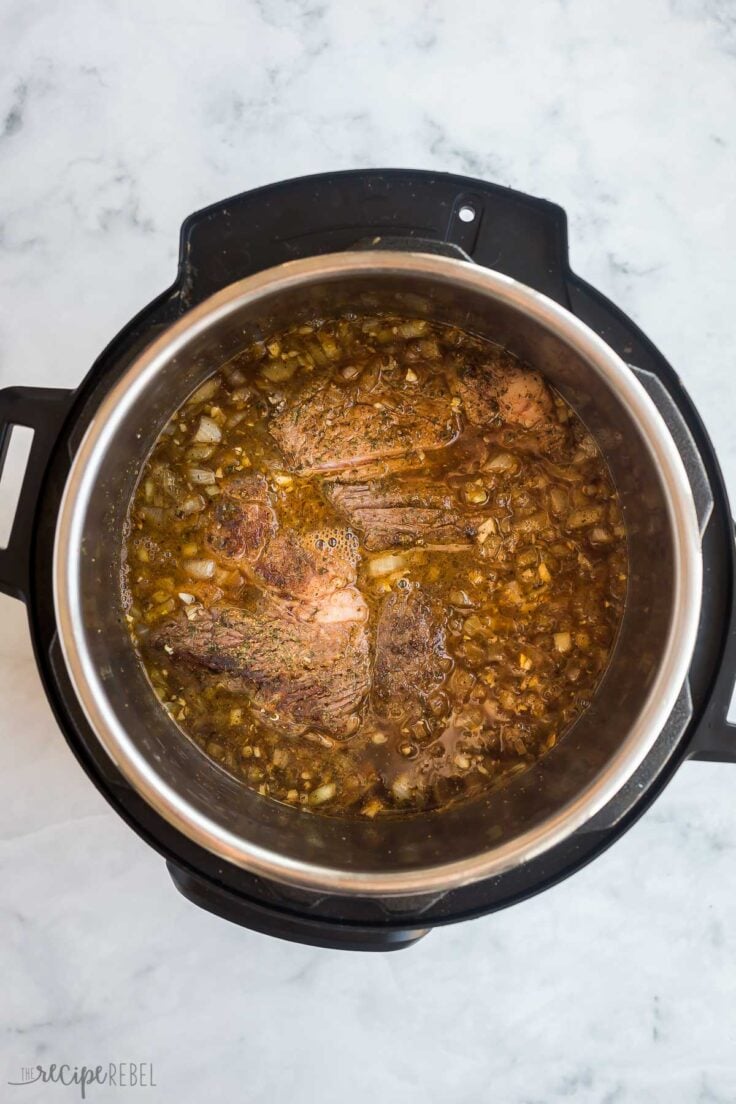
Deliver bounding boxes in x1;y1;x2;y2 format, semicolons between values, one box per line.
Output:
269;380;458;474
160;476;369;738
204;475;359;602
154;596;369;739
455;350;555;430
454;352;572;458
255;527;359;604
204;473;276;566
373;588;447;712
325;477;483;551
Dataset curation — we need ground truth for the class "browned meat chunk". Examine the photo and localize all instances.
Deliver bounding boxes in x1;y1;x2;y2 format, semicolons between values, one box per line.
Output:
455;350;555;430
204;474;276;566
373;588;447;712
169;469;369;735
255;527;359;603
269;381;458;474
320;452;427;484
203;471;360;604
161;487;367;736
326;478;482;551
153;596;370;739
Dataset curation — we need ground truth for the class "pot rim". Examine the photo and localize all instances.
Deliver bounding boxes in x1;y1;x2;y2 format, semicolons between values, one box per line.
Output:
52;250;703;897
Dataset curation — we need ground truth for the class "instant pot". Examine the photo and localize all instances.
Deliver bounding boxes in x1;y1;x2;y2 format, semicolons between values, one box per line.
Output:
2;170;734;951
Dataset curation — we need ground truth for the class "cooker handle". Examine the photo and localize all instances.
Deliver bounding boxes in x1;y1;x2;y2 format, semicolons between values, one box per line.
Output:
166;862;430;951
0;387;74;602
688;521;736;763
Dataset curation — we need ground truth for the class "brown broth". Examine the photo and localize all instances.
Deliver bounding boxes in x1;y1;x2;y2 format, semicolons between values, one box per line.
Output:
122;315;628;818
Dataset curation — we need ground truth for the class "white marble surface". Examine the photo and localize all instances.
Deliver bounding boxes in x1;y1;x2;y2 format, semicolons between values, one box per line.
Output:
1;1;736;1100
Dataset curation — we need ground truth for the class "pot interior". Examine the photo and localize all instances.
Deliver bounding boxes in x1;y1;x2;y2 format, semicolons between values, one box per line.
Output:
57;255;697;891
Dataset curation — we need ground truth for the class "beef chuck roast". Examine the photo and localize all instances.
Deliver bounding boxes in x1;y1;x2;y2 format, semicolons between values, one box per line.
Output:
255;527;359;604
204;473;276;567
269;379;458;474
453;349;572;458
153;597;369;739
455;350;555;431
157;473;370;739
203;474;359;603
373;588;447;712
325;477;484;551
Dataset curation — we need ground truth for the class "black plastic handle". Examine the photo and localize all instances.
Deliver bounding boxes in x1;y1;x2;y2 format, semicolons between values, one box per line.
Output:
688;521;736;763
690;714;736;763
0;387;73;602
167;863;430;951
176;169;572;310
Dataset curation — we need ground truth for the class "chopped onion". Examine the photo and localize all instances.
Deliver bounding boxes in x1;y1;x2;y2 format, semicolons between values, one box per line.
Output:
179;494;205;516
262;360;297;383
184;558;216;580
186;378;219;405
538;561;552;584
419;338;441;360
223;366;246;386
194;415;222;444
309;782;336;806
513;510;548;533
549;487;568;515
361;798;384;818
230;386;252;404
462;482;488;505
567;506;603;529
397;319;428;338
463;615;485;637
187;467;216;486
153;464;178;496
304;732;335;748
187;443;216;461
391;775;413;801
368;553;407;577
140;506;168;526
486;451;515;473
317;333;340;359
476;518;497;544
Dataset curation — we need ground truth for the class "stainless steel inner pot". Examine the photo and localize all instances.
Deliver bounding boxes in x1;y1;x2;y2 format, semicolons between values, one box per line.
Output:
53;251;702;896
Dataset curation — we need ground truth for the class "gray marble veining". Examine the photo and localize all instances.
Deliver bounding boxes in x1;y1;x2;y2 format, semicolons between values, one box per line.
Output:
1;0;735;1100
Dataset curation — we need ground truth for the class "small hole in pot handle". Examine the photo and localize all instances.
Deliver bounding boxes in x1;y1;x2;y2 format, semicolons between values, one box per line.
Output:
0;425;34;549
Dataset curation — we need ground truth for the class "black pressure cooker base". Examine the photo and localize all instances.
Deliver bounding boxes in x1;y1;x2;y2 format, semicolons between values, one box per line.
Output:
12;169;736;950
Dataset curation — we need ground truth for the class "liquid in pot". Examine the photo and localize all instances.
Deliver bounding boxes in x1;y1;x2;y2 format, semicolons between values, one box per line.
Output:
123;315;627;817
